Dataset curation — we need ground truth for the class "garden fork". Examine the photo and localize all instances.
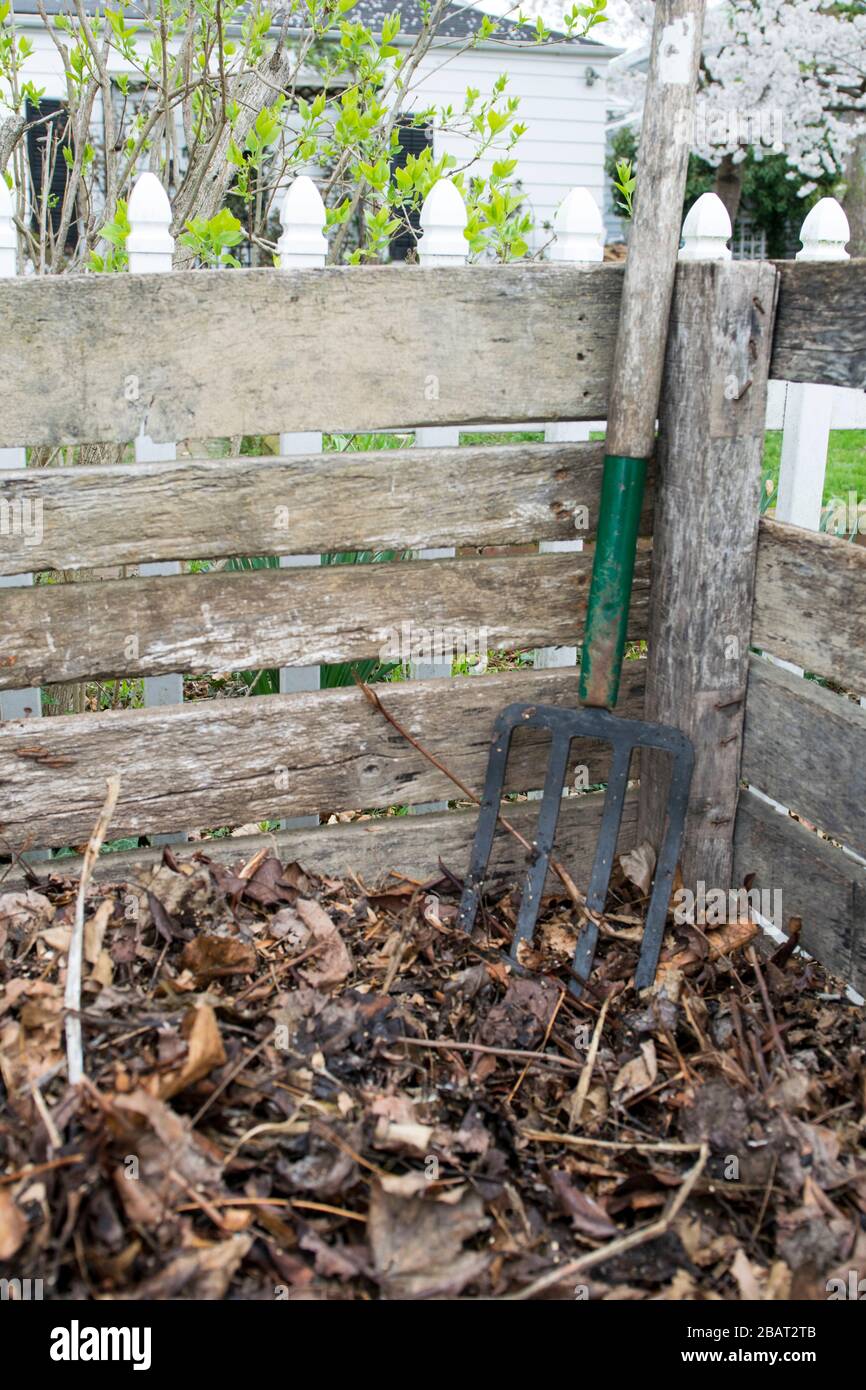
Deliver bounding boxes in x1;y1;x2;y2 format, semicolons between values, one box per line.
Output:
456;0;705;993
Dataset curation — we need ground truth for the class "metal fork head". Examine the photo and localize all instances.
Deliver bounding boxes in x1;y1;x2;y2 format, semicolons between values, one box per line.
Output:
456;702;694;994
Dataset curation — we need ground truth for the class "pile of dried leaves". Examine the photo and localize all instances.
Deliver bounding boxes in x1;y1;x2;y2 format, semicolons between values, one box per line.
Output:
0;840;864;1301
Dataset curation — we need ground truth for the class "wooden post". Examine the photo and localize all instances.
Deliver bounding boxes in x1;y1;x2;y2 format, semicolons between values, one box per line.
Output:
410;178;467;815
535;188;604;675
277;176;328;828
128;172;188;846
638;192;779;893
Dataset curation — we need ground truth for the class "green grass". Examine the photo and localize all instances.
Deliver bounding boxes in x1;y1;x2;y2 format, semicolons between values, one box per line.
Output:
587;426;865;508
762;429;866;506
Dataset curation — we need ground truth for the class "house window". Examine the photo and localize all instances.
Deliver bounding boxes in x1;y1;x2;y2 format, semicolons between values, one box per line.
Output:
26;99;78;249
732;213;767;261
389;119;433;261
110;82;184;193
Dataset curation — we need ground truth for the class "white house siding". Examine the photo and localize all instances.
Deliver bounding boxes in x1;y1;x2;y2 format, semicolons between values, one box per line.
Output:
410;45;610;247
6;22;613;251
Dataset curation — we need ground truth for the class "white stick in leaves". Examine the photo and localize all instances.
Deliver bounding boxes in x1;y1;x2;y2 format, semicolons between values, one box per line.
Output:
65;774;121;1086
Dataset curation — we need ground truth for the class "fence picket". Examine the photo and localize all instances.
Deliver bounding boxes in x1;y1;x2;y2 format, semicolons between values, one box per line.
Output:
776;199;850;535
128;173;188;846
0;177;43;727
409;179;468;815
276;176;328;828
535;188;605;682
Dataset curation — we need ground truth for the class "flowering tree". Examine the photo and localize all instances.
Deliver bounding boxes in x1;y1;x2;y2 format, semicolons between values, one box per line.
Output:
592;0;866;234
691;0;866;226
0;0;607;273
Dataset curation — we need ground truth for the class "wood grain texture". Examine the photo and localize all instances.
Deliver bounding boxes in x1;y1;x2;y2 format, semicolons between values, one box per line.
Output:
771;260;866;389
742;654;866;859
638;259;780;892
0;550;651;691
605;0;706;460
752;518;866;693
0;663;645;848
0;259;859;448
733;788;866;995
0;442;656;578
4;788;639;897
0;264;623;446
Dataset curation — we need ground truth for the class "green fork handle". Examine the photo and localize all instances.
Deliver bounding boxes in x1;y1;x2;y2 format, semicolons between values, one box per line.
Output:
578;453;648;712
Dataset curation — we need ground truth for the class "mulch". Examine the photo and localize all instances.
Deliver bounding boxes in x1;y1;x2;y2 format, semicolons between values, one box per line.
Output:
1;841;864;1300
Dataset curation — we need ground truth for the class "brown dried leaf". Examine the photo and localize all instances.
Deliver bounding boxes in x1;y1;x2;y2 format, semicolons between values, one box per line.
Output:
0;1189;27;1260
151;1002;226;1101
620;841;656;897
613;1039;658;1103
295;899;353;988
180;935;256;981
368;1183;489;1298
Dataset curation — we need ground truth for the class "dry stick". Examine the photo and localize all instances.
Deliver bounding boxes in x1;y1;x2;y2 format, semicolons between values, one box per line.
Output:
522;1128;705;1155
354;676;602;930
507;986;566;1105
395;1037;582;1070
503;1141;709;1301
568;994;611;1130
747;946;790;1071
191;1035;271;1129
64;774;121;1087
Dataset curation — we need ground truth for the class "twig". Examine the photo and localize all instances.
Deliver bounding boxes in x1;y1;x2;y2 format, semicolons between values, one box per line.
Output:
64;774;120;1087
748;946;790;1071
0;1154;85;1186
191;1035;270;1128
507;986;566;1105
353;675;601;930
502;1142;709;1300
568;994;610;1129
521;1128;706;1155
382;889;421;994
394;1036;581;1070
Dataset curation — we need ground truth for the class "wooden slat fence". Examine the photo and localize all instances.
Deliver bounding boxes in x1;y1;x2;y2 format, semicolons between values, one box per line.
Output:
1;174;865;991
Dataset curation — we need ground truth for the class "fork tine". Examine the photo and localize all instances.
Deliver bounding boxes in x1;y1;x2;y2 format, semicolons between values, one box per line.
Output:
634;733;694;990
570;741;633;995
510;731;573;958
456;708;518;934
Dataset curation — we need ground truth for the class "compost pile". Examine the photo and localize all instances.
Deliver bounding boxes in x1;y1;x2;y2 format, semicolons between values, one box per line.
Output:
1;844;864;1302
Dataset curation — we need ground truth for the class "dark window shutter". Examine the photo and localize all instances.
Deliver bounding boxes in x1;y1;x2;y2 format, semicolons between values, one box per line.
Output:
389;120;433;262
26;99;78;249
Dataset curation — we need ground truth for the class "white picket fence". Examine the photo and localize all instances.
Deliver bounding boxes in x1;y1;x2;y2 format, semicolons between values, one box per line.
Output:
1;174;861;854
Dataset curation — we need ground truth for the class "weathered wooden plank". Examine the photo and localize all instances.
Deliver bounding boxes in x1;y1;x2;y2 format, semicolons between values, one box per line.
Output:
0;550;651;691
733;788;866;995
0;663;646;848
752;518;866;694
6;789;639;898
0;261;859;450
0;442;656;579
771;260;866;389
0;264;623;446
742;654;866;860
639;259;780;893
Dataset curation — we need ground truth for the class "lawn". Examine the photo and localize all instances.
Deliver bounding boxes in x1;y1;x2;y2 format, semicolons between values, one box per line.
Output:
463;428;866;508
762;429;866;505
